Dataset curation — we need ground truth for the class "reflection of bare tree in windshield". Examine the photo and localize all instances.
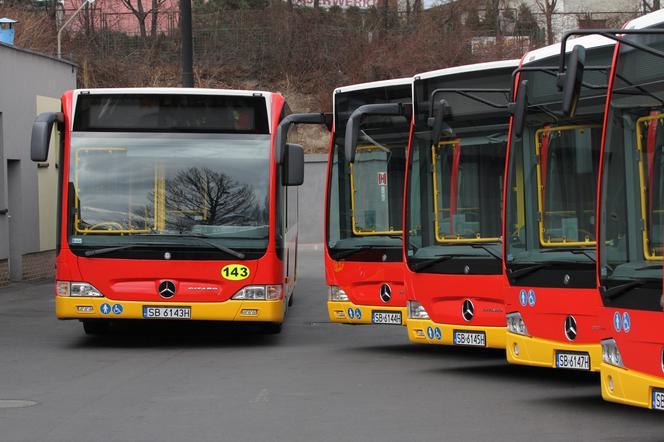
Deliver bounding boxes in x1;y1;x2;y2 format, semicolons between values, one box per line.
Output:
160;167;263;231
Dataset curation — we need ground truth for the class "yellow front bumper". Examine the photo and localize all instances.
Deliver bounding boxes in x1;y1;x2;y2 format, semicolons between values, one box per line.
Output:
56;296;286;323
327;301;406;325
407;318;506;349
506;331;602;371
601;363;664;410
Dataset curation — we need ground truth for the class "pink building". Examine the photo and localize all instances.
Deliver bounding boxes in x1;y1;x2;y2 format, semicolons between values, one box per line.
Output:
62;0;180;35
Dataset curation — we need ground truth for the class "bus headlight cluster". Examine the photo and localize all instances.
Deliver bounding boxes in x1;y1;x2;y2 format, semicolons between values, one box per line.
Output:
328;286;349;302
506;312;528;336
232;285;282;301
407;300;430;320
602;339;624;368
56;281;104;297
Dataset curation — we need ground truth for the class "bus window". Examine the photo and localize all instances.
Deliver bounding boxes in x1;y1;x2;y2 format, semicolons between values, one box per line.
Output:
637;113;664;260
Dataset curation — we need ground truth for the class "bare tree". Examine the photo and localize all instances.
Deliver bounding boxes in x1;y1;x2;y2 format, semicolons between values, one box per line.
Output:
535;0;557;45
120;0;166;38
643;0;661;12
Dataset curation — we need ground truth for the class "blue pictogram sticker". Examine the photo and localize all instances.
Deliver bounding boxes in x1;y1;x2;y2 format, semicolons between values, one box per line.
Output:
614;311;622;332
355;308;362;320
348;308;355;319
519;289;527;307
434;327;442;340
528;289;536;307
427;326;434;340
622;312;631;333
112;304;123;315
100;303;111;315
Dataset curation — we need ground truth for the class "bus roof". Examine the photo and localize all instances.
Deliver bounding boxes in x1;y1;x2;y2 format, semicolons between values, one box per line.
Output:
522;34;614;65
414;59;520;81
625;8;664;30
334;78;412;95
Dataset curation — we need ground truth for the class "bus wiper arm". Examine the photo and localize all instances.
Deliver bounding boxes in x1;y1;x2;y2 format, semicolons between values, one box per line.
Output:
83;242;177;257
411;254;474;272
540;247;596;263
335;245;397;260
134;233;245;259
634;264;662;271
508;264;548;281
469;244;502;261
603;280;646;300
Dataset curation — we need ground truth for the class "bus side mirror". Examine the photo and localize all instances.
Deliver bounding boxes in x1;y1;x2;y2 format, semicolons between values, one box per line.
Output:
283;143;304;186
511;80;529;138
428;99;452;144
275;112;329;165
31;112;63;162
559;45;586;118
345;103;405;163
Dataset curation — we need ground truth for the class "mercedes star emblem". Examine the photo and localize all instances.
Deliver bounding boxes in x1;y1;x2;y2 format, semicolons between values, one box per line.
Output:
462;299;475;321
564;315;577;341
379;283;392;303
158;280;176;299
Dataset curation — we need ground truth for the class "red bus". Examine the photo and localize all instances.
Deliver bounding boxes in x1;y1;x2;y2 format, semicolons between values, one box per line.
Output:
30;88;327;335
403;60;518;348
503;37;614;370
325;79;412;326
586;10;664;408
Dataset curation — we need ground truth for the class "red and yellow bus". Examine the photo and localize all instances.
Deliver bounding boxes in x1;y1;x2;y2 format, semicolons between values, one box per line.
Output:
403;60;518;348
503;37;614;370
30;88;327;335
588;10;664;408
325;79;412;326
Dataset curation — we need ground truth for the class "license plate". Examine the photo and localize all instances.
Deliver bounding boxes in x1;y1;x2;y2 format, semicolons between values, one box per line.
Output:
453;330;487;347
143;306;191;319
371;311;402;325
652;389;664;411
555;351;590;370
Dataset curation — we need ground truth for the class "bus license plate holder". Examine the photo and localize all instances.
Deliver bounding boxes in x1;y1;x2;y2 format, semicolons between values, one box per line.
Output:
652;389;664;410
143;306;192;320
371;311;402;325
453;330;486;347
555;351;590;370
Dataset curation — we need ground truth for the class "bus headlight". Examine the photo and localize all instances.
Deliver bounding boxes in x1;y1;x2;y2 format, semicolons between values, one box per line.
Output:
408;300;430;319
328;286;349;302
56;281;104;297
602;339;624;368
506;312;528;336
232;285;282;301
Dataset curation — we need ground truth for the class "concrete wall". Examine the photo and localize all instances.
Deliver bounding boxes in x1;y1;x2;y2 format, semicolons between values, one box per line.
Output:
299;154;328;245
0;43;77;285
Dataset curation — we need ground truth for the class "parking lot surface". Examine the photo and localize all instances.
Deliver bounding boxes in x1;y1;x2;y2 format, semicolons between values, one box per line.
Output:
0;250;662;441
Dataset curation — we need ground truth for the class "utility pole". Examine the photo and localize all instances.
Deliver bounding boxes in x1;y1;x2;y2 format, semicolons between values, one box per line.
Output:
180;0;194;87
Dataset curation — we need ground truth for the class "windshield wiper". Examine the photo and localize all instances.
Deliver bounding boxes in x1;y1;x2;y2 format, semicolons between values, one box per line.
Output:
410;254;474;272
634;264;662;271
134;233;245;259
334;245;398;260
603;280;647;301
508;263;549;281
469;244;502;261
540;247;596;263
83;242;178;257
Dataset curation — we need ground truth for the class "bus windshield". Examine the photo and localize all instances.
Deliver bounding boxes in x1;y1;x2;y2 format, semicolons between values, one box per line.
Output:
327;84;411;261
68;133;271;258
505;45;612;273
600;28;664;306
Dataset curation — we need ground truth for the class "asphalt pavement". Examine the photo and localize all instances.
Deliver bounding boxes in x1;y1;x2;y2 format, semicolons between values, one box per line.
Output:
0;249;662;442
